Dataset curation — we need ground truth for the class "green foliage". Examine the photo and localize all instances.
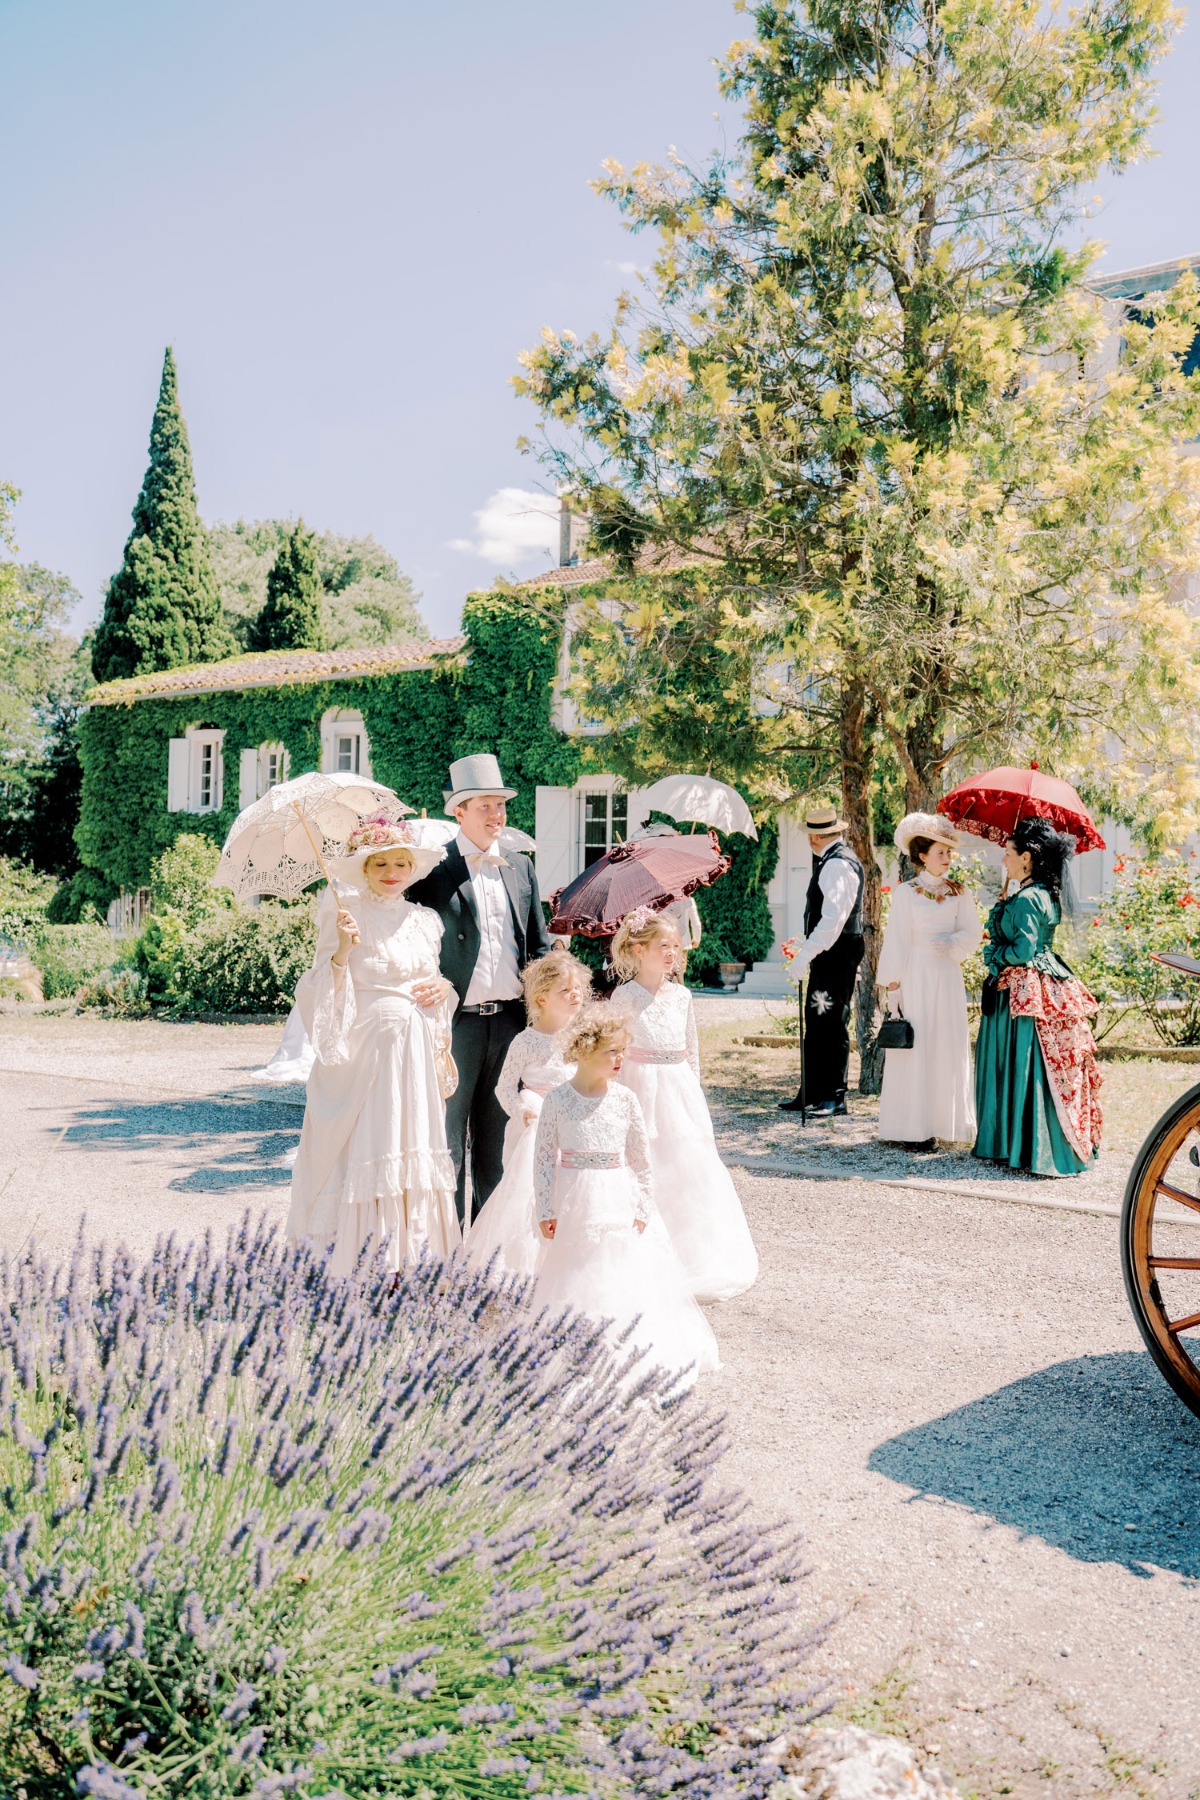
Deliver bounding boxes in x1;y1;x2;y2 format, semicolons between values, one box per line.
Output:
0;564;89;877
248;520;327;651
92;348;231;683
0;855;58;946
45;865;114;925
209;518;426;650
142;901;317;1013
1076;852;1200;1044
28;921;116;999
691;821;779;986
147;831;232;926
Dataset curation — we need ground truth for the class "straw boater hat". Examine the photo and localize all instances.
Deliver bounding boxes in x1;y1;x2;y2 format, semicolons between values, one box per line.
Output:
803;802;849;836
333;817;446;889
443;753;518;815
893;811;958;859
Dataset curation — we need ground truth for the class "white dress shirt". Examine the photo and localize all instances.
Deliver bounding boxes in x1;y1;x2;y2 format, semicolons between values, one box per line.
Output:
797;842;860;969
457;829;522;1005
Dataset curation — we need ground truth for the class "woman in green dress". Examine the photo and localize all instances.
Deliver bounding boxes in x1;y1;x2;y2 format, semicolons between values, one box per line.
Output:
973;817;1102;1177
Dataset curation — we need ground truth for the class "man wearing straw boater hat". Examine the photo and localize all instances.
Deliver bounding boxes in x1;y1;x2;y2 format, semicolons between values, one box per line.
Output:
406;754;552;1224
779;802;865;1118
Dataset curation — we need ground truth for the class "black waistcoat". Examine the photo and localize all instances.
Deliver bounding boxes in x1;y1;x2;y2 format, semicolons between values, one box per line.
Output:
804;840;865;942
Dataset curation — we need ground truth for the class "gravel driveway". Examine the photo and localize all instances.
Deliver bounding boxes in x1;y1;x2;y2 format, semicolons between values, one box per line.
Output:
2;1006;1199;1797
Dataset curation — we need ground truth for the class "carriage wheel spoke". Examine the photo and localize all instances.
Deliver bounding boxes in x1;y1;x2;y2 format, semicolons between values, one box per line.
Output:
1153;1180;1200;1216
1149;1257;1200;1270
1167;1310;1200;1335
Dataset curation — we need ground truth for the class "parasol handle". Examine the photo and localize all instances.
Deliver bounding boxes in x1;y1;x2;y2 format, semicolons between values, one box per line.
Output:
292;803;337;890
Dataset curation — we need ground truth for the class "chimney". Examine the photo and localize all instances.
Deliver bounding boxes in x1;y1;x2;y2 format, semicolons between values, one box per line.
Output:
558;494;575;567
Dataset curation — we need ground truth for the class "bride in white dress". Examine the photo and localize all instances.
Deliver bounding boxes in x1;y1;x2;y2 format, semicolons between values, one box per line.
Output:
607;908;758;1303
466;947;591;1278
286;819;460;1276
876;812;983;1148
533;1005;719;1386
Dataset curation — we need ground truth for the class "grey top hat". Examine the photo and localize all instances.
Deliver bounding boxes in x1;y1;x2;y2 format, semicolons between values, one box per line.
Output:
443;753;518;815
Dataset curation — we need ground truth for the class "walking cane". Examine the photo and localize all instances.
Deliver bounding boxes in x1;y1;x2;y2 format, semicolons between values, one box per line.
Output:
798;969;807;1126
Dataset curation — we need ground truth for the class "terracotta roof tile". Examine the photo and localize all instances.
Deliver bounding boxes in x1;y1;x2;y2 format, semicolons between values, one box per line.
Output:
87;637;468;706
510;544;714;589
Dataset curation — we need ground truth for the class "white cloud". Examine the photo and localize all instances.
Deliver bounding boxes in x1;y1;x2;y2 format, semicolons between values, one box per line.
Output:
606;259;643;276
448;487;560;566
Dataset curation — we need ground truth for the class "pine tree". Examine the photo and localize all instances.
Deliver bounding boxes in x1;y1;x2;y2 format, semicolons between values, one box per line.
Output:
92;348;230;683
248;521;327;651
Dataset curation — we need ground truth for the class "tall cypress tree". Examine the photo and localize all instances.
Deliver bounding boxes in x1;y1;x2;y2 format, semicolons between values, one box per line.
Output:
92;348;230;682
248;521;327;651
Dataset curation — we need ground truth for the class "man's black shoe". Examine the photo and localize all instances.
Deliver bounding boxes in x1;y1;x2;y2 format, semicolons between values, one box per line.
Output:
777;1094;807;1112
778;1096;848;1116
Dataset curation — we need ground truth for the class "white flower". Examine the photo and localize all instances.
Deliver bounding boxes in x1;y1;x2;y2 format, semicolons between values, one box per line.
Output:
810;989;833;1015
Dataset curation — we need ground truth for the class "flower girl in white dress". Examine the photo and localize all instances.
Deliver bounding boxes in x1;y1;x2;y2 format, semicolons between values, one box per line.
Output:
466;947;591;1278
286;820;460;1278
533;1006;719;1385
607;908;758;1302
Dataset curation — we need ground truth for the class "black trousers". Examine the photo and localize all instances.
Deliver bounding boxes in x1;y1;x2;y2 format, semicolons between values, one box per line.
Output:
445;1001;524;1227
803;935;865;1103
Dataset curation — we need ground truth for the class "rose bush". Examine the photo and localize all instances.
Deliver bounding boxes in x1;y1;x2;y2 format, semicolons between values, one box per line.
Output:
1076;852;1200;1044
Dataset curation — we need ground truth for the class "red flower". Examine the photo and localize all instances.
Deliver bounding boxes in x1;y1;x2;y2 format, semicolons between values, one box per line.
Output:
880;884;892;894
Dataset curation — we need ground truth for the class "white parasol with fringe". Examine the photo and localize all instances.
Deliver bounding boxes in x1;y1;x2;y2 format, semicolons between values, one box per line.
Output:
213;772;412;902
635;774;757;839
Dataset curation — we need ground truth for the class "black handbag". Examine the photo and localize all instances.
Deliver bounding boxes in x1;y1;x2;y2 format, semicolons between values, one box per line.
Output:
980;974;1000;1017
876;1008;915;1050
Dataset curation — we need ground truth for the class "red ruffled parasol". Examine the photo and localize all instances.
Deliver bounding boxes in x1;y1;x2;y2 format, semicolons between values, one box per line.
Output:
548;832;731;937
937;763;1105;853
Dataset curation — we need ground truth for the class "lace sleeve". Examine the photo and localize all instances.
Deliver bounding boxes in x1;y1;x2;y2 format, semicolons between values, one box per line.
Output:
875;883;911;989
496;1032;534;1120
683;988;701;1077
533;1090;561;1222
623;1090;653;1224
295;889;356;1066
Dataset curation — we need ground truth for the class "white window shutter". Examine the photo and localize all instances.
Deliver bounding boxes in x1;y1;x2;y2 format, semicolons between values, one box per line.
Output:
535;786;577;900
167;738;189;813
239;748;259;811
213;737;225;812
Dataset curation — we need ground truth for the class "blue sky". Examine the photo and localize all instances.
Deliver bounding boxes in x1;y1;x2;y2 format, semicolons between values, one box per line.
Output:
3;0;1199;644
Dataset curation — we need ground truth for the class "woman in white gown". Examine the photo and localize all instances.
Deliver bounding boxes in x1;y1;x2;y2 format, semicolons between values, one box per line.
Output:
533;1006;719;1386
286;819;460;1276
876;812;983;1148
607;909;758;1302
466;947;591;1278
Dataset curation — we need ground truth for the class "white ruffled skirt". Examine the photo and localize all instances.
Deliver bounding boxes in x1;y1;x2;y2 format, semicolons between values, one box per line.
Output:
465;1108;543;1279
533;1166;719;1387
618;1061;758;1302
286;993;460;1276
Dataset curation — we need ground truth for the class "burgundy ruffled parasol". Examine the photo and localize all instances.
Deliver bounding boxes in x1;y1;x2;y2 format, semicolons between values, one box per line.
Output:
548;831;731;937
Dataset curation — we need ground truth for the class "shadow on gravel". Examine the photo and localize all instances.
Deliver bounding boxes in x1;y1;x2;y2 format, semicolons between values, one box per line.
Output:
61;1096;298;1193
870;1352;1200;1579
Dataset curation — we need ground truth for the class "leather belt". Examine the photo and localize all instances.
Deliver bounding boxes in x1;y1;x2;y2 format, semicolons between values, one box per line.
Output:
460;999;522;1016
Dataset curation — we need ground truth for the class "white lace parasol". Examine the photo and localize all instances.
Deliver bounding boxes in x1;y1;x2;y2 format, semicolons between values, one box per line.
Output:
213;772;413;902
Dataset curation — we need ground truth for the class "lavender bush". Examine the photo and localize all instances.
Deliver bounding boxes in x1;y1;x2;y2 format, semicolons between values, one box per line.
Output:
0;1221;824;1797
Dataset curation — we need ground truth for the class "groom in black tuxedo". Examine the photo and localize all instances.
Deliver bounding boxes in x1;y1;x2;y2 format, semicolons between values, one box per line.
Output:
406;753;552;1225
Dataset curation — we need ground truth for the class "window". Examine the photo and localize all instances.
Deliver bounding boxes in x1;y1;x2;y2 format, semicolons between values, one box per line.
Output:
168;727;225;814
260;744;289;791
320;709;372;779
581;788;628;868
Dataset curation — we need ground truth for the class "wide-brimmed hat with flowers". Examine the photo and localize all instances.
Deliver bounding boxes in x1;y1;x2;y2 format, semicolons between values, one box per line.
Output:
893;811;959;859
332;816;446;888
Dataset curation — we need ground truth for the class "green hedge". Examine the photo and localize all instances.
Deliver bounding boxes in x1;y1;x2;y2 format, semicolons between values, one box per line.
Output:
691;819;779;985
29;922;117;999
0;856;59;947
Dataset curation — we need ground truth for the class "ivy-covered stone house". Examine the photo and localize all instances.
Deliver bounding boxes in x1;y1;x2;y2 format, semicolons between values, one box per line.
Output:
77;583;790;987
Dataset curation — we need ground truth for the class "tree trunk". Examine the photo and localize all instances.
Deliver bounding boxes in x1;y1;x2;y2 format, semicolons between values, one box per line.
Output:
839;675;883;1094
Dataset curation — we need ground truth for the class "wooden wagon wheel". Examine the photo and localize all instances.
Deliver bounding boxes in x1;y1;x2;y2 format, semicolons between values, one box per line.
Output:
1121;1079;1200;1421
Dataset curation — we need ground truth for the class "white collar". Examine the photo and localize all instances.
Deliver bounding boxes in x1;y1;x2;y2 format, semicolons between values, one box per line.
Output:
456;829;507;868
